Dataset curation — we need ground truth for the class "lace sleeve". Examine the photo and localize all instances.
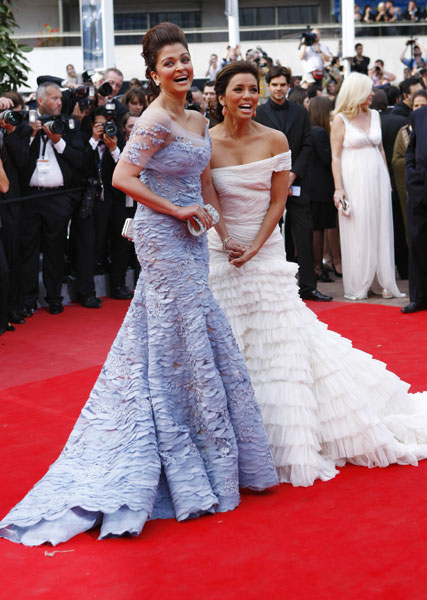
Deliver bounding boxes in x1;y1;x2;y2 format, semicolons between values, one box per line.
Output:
272;150;292;173
120;107;173;168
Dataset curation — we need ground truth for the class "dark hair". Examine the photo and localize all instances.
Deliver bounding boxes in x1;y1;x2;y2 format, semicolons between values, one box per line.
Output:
307;84;319;99
129;77;142;87
375;59;385;67
266;65;291;85
142;22;189;97
213;61;259;122
204;80;215;90
121;88;147;113
412;89;427;105
121;110;139;129
308;96;332;135
355;43;362;50
288;86;308;107
400;76;425;96
370;88;388;111
1;90;25;108
90;106;109;123
384;85;400;105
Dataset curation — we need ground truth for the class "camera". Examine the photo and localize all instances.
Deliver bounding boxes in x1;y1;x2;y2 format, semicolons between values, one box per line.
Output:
101;102;118;137
375;65;382;73
406;38;416;46
79;176;103;219
300;27;317;47
0;109;23;126
39;115;75;134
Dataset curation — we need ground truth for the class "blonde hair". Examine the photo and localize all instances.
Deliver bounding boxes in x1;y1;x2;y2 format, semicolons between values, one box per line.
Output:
334;72;373;119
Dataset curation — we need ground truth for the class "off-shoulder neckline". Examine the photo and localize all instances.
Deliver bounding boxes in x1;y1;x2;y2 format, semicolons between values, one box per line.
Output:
211;150;291;171
143;106;209;139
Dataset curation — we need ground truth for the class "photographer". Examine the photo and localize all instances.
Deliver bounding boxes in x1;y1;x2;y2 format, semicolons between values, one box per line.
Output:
369;59;396;87
391;76;425;119
20;82;84;316
205;54;220;80
299;29;331;90
0;92;32;324
400;40;427;74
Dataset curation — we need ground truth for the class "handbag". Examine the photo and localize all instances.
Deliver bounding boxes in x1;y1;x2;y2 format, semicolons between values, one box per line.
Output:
121;217;134;241
187;204;219;236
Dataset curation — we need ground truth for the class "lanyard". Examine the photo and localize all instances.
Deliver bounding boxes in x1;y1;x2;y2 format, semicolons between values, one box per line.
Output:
40;134;49;159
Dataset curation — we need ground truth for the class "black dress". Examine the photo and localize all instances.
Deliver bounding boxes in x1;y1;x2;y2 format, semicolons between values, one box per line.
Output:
305;126;336;230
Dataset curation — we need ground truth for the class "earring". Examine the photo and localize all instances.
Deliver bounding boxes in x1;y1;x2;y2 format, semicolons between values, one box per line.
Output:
222;105;227;116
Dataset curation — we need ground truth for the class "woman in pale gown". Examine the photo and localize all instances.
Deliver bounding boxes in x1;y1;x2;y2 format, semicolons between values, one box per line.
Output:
0;25;278;547
207;62;427;488
331;72;405;301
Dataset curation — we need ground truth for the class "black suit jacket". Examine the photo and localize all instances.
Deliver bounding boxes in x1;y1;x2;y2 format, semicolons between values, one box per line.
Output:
406;104;427;207
0;122;32;218
24;117;85;197
84;139;125;205
391;101;411;121
379;112;408;179
305;126;334;204
256;99;312;186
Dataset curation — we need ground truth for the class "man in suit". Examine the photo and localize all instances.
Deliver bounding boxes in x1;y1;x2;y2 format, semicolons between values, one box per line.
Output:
256;66;332;301
20;82;84;316
371;89;409;279
391;77;424;120
402;104;427;313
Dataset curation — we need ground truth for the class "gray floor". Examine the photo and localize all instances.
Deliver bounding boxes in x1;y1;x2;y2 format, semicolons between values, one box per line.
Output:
317;275;409;308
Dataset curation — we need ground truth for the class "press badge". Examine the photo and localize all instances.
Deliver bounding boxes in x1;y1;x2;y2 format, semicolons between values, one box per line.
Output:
37;159;51;178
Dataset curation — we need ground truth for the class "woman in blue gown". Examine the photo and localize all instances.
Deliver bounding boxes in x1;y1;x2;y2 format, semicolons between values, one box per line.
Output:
0;23;277;546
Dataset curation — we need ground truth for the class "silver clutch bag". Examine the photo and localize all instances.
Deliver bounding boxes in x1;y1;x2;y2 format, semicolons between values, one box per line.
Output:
121;217;134;241
187;204;219;236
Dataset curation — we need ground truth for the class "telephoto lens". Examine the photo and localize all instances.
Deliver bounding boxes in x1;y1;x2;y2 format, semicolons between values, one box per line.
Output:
0;110;23;126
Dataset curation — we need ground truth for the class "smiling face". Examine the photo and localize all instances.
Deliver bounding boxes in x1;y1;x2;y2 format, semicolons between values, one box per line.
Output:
220;72;259;120
151;43;193;96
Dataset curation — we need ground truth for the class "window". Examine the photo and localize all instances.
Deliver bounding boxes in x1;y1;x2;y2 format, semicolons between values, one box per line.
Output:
277;6;319;25
150;12;201;29
239;7;275;26
114;13;148;31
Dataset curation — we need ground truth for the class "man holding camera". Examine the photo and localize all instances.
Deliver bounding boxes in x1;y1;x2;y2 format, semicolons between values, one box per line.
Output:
400;40;427;74
20;82;84;316
299;29;331;89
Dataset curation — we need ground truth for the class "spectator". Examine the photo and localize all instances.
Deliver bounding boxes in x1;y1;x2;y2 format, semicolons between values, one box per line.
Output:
401;98;427;312
122;112;138;140
288;86;310;109
392;89;427;239
203;80;219;126
120;88;147;116
400;41;427;73
376;2;388;21
190;87;205;113
307;96;339;282
385;1;399;21
221;45;242;68
65;64;79;84
384;85;401;110
369;59;396;86
299;29;331;90
205;53;220;80
129;77;142;90
402;1;422;20
371;88;409;279
19;82;84;316
0;92;32;324
391;76;425;119
325;79;339;104
362;4;375;22
331;72;405;301
256;66;331;302
354;3;362;21
351;43;370;75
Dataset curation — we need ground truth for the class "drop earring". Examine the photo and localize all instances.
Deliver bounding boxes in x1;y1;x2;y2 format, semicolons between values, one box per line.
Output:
222;105;227;116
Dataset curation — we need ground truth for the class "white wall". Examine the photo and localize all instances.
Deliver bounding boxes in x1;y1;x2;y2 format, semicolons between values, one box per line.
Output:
21;35;423;91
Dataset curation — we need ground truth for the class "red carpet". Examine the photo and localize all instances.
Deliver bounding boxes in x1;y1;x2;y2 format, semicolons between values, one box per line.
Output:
1;299;427;600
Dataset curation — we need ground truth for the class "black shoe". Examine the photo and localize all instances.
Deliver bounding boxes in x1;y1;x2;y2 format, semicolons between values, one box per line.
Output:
8;309;25;324
110;286;133;300
80;295;102;309
300;289;333;302
315;266;333;283
0;323;16;335
49;301;64;315
401;302;427;314
20;304;37;318
332;263;342;278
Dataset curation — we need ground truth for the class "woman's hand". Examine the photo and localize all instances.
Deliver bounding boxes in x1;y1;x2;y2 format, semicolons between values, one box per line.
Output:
333;189;347;209
229;246;257;268
225;237;246;259
174;204;214;230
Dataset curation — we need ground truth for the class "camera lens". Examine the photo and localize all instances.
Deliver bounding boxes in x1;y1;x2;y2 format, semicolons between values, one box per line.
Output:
103;121;117;137
0;110;23;126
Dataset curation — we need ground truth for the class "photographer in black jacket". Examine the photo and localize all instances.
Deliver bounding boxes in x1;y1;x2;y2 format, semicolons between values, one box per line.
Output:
20;82;84;316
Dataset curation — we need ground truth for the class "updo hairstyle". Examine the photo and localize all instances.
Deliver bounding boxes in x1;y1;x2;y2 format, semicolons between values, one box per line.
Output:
142;22;189;98
213;61;260;123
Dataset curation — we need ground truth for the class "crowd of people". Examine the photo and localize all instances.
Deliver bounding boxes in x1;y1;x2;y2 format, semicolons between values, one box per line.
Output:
355;1;427;23
1;30;427;336
2;22;427;547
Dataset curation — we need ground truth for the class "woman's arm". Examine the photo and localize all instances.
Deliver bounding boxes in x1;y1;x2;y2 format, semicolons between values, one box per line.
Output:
112;160;213;228
331;114;346;209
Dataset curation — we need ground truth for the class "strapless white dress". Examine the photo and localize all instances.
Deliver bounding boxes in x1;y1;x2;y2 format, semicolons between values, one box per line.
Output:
208;151;427;487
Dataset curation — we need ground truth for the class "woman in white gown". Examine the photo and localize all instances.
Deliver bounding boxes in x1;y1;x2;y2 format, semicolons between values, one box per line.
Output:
331;72;405;301
207;62;427;488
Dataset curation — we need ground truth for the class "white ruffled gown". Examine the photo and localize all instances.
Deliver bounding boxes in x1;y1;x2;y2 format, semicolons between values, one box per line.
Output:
208;151;427;487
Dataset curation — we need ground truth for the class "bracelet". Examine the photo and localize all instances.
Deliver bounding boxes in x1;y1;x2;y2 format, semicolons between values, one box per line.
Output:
222;236;231;250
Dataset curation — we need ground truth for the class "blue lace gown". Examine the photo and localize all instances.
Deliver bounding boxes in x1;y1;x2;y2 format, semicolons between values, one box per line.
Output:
0;107;278;546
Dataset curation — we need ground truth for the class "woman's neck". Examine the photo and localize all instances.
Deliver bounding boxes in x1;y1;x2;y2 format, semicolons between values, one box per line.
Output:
222;115;254;139
156;90;187;120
